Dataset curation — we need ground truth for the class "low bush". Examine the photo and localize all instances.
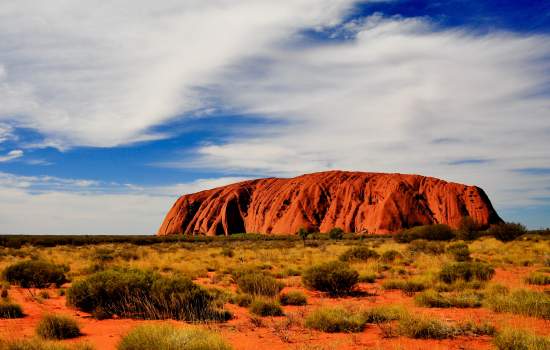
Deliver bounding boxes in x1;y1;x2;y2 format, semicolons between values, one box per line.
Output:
328;228;344;240
489;222;527;242
279;291;307;306
439;262;495;283
117;324;232;350
305;307;366;333
3;260;68;288
302;261;358;296
339;247;379;262
446;242;471;262
234;271;284;297
415;290;482;308
382;279;427;294
484;287;550;319
407;240;446;255
380;250;402;263
395;224;455;243
398;314;455;339
493;328;550;350
455;217;481;241
525;273;550;285
36;314;80;340
67;269;228;321
249;299;284;317
231;293;253;307
0;301;24;318
363;305;406;323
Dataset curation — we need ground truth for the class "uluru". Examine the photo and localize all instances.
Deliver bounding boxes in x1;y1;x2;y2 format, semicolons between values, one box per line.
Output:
157;171;502;236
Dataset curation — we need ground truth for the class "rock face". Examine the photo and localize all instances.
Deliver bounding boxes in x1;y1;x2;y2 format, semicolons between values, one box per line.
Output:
157;171;502;236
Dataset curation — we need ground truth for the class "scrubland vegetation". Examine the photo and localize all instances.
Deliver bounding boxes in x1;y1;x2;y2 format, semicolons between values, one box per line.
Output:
0;222;548;349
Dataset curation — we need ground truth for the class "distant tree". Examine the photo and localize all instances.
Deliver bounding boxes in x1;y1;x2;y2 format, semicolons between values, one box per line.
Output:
489;222;527;242
456;217;480;241
328;227;344;240
298;227;309;246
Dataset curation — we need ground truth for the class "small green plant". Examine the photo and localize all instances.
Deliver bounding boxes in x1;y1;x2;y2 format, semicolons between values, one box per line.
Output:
328;227;344;240
279;291;307;306
0;301;24;318
231;293;253;307
525;273;550;285
415;290;482;308
489;222;527;242
407;240;446;255
380;250;402;263
3;260;68;288
305;307;366;333
493;328;550;350
117;324;232;350
484;287;550;319
302;261;358;296
382;279;427;293
363;305;407;323
234;271;284;297
398;314;455;339
446;242;471;262
36;314;81;340
249;299;284;317
439;262;495;283
339;247;379;262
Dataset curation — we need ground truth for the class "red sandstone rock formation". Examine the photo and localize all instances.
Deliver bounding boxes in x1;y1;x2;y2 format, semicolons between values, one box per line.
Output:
157;171;502;236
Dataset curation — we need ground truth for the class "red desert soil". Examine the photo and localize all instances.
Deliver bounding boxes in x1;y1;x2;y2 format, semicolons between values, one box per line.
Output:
1;267;548;350
158;170;502;236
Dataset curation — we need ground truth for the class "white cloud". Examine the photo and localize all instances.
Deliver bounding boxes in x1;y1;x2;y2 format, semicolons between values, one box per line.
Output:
0;172;249;234
0;0;357;148
190;16;550;211
0;149;23;162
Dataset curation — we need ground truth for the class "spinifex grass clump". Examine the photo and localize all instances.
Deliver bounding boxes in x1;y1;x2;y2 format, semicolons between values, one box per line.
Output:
415;290;482;308
36;314;81;340
339;246;379;262
67;268;229;321
0;301;24;318
1;339;94;350
302;261;358;296
3;260;68;288
446;242;472;262
279;291;307;306
493;328;550;350
525;272;550;285
382;278;428;294
439;262;495;284
484;285;550;319
305;307;366;333
249;299;284;317
118;324;232;350
233;270;284;297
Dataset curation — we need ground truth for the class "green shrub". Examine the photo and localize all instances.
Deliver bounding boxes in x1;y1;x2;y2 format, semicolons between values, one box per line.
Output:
380;250;402;263
439;262;495;283
67;269;227;321
398;314;455;339
446;242;471;262
415;290;482;308
3;261;68;288
484;288;550;319
305;307;366;333
328;228;344;240
489;222;527;242
494;328;550;350
231;293;253;307
117;324;232;350
249;299;284;317
0;301;24;318
362;305;407;323
456;217;481;241
382;279;427;293
525;273;550;285
395;224;455;243
339;247;379;262
279;291;307;306
302;261;358;296
407;240;446;255
36;314;80;340
234;271;284;297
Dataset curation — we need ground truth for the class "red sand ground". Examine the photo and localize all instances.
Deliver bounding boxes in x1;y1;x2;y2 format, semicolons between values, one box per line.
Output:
0;267;548;350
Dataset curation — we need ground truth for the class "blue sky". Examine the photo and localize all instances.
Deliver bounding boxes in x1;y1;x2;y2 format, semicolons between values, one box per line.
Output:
0;0;549;234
